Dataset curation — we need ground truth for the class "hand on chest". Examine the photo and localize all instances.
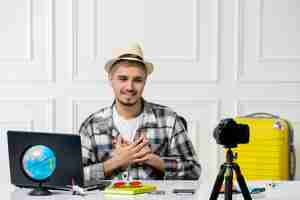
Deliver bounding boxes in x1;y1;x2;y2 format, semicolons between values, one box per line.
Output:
113;127;169;154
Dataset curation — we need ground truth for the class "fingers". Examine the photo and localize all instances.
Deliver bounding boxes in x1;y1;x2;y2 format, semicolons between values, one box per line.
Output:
113;133;147;146
113;136;130;147
112;136;128;158
133;146;151;159
113;134;150;155
111;134;153;168
133;157;149;163
132;153;152;164
112;136;121;145
122;139;130;146
131;135;144;145
131;138;149;154
117;136;124;145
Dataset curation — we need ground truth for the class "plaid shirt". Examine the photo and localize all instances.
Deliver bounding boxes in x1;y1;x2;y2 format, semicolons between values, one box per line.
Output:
79;100;201;181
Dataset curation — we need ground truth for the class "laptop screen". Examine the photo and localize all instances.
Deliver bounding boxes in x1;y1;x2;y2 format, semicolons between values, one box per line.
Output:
6;130;84;188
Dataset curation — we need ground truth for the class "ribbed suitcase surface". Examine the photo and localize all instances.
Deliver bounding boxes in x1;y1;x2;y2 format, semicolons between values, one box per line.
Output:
233;117;289;180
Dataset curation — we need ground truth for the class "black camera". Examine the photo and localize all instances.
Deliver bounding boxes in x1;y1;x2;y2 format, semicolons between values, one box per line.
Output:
213;118;249;148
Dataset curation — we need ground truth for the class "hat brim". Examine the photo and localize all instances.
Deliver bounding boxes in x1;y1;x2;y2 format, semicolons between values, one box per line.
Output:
104;57;153;75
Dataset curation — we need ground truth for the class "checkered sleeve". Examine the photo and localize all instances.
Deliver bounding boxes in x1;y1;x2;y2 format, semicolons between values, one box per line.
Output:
163;116;201;180
79;120;105;181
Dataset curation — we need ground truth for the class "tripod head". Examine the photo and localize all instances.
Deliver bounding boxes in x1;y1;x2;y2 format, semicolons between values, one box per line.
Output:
225;148;237;164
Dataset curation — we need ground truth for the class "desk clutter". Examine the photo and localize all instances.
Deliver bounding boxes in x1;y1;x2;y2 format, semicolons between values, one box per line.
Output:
219;183;266;194
8;181;300;200
104;181;156;195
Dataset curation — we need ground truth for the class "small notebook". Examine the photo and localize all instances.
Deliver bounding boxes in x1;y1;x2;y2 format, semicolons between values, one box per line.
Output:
104;183;156;195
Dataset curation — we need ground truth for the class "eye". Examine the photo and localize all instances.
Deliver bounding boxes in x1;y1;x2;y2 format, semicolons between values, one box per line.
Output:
133;77;145;83
118;76;128;81
135;79;143;83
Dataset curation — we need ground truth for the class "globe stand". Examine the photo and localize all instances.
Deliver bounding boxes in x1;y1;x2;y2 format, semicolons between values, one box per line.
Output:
29;182;51;196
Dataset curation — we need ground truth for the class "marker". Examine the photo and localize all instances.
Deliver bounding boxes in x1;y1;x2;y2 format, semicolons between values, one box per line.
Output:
250;187;265;194
148;190;166;195
173;189;195;195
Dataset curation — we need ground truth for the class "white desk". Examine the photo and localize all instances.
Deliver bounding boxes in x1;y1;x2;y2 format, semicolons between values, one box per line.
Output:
2;180;300;200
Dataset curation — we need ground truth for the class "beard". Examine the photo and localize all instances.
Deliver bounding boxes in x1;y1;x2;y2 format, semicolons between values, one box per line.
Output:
116;97;139;107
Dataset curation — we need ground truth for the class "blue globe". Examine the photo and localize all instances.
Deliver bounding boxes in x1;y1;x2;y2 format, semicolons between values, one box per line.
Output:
22;145;56;181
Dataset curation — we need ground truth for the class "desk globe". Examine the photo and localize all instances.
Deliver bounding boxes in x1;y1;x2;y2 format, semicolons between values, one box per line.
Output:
22;145;56;195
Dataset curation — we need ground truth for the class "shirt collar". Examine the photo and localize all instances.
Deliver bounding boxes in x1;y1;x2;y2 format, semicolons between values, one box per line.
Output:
109;98;158;133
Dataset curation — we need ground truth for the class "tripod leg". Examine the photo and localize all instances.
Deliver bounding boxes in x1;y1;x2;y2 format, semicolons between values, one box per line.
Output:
209;164;226;200
233;163;252;200
224;166;233;200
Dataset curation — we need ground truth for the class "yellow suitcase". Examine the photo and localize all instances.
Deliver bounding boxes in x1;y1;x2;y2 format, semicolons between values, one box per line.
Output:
233;113;296;181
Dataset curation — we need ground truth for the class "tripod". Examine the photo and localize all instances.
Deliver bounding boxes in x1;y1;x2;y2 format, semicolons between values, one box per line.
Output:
209;148;252;200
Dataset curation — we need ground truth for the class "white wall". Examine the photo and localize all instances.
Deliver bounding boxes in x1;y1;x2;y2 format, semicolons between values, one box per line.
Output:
0;0;300;185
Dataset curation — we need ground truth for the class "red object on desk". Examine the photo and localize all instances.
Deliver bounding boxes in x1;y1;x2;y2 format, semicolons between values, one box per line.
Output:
114;181;126;188
130;181;142;187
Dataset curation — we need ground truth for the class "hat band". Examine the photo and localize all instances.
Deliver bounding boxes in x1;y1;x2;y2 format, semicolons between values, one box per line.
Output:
118;54;144;61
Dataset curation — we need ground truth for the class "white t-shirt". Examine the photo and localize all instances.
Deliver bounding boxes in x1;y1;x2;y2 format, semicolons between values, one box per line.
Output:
112;106;143;142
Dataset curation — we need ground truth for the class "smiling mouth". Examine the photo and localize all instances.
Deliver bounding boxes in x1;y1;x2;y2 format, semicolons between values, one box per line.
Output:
122;92;137;97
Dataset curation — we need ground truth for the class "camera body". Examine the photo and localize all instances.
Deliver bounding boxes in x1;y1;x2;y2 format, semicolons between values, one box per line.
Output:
213;118;249;148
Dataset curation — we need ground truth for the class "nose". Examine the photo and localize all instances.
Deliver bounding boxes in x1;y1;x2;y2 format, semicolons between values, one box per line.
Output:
125;80;134;92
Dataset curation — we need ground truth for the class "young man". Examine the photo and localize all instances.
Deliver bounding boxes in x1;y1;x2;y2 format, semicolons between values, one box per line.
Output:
79;43;201;181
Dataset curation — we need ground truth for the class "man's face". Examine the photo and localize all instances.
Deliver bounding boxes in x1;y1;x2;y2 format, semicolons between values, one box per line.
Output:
110;63;147;107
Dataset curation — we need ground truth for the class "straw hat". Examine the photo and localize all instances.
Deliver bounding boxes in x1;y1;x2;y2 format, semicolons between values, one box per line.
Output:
104;43;154;75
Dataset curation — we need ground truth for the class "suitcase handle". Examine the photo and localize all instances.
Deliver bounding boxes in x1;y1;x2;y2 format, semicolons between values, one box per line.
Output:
243;112;279;119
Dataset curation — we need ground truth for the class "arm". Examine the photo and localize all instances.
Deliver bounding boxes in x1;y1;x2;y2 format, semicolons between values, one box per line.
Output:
162;116;201;180
132;116;201;180
79;122;106;181
80;123;150;180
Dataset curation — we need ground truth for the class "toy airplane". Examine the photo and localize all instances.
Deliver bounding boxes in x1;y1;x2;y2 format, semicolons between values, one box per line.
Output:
66;179;86;196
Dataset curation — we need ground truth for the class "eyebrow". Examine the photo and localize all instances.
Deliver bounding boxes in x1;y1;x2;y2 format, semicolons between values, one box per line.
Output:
116;75;145;80
117;74;145;79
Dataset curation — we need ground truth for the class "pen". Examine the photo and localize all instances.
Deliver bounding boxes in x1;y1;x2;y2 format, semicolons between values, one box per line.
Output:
147;190;166;195
250;187;265;194
173;189;195;195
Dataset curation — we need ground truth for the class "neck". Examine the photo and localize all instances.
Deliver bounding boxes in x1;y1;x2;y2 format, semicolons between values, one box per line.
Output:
115;99;143;119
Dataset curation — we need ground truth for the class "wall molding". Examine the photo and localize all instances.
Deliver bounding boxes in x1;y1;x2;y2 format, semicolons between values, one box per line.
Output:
72;0;220;84
235;0;300;83
257;0;300;61
0;98;56;131
0;0;55;82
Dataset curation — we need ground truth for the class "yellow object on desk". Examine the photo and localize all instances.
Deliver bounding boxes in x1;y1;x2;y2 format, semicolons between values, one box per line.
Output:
104;183;156;195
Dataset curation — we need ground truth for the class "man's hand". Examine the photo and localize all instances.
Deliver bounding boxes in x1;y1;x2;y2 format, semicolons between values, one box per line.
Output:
111;136;130;170
104;134;165;176
109;135;149;169
131;134;165;173
112;136;129;158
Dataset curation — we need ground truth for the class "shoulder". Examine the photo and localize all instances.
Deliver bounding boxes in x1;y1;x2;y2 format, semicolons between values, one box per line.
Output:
144;100;178;120
79;106;112;131
144;100;187;132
